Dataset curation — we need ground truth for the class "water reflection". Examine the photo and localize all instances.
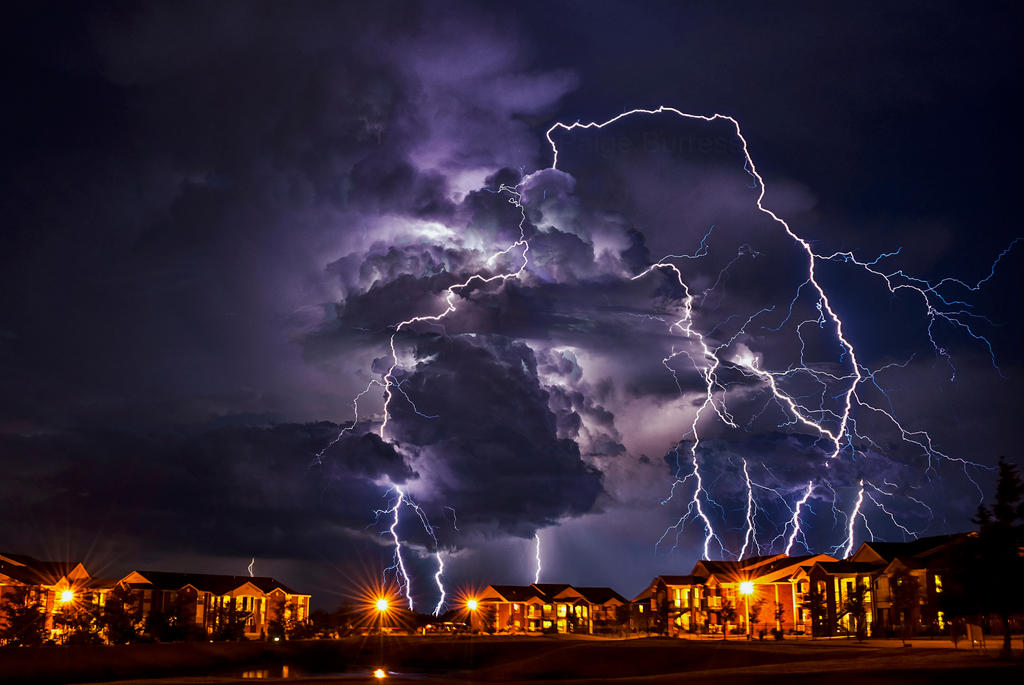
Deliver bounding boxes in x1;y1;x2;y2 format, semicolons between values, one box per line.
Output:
241;665;293;679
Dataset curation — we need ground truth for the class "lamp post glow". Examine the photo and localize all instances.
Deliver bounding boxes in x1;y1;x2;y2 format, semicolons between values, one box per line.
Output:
374;597;388;677
59;590;74;604
739;581;754;637
466;598;478;630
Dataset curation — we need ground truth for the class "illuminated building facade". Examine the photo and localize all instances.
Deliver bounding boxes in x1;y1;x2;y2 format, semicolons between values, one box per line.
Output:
802;534;966;637
480;583;627;634
632;553;837;636
0;552;117;642
119;570;310;639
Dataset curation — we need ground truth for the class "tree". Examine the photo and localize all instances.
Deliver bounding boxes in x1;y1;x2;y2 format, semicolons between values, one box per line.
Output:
891;572;920;645
211;599;246;641
943;458;1024;657
802;584;827;639
718;601;737;640
101;585;138;644
57;597;102;645
842;583;867;641
0;586;47;647
748;597;766;630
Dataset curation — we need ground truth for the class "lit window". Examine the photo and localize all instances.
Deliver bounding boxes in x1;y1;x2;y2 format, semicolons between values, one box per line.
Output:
513;603;519;611
542;620;552;629
639;605;644;613
934;575;943;593
557;605;566;617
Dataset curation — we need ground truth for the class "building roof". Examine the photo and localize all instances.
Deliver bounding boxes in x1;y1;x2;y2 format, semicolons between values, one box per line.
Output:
484;585;548;602
632;586;654;602
657;575;706;586
814;561;883;575
130;570;301;595
855;534;965;563
573;587;628;605
0;553;84;586
483;584;627;605
532;583;572;597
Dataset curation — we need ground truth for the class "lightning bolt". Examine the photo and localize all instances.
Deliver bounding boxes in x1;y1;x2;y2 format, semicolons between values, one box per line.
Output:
547;107;1014;557
248;558;254;578
324;104;1016;602
376;486;413;609
784;481;815;555
840;481;866;558
738;458;759;560
533;532;542;584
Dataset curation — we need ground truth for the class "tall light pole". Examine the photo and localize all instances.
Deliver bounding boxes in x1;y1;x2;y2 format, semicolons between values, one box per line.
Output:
375;598;389;678
739;581;754;638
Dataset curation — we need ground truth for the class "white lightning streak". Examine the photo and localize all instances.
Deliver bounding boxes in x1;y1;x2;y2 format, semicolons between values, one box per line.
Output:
842;482;865;558
784;482;814;555
738;459;758;560
533;532;542;584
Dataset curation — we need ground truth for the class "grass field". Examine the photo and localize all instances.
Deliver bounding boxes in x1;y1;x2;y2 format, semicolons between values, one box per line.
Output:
0;636;1019;684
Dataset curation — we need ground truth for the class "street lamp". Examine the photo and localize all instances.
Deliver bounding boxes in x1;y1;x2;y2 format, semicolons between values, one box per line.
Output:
60;590;74;603
739;581;754;637
374;597;389;678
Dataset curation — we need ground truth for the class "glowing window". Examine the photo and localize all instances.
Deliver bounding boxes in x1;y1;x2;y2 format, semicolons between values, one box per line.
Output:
557;605;566;617
934;575;943;593
513;603;519;611
542;620;552;629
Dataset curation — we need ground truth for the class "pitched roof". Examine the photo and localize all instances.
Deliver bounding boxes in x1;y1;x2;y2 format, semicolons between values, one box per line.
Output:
130;571;299;595
484;585;548;602
857;534;965;563
657;575;705;586
574;587;627;605
814;561;883;575
0;553;84;585
532;583;572;597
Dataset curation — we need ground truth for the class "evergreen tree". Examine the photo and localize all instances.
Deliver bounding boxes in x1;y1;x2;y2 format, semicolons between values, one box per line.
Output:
944;458;1024;657
0;586;47;647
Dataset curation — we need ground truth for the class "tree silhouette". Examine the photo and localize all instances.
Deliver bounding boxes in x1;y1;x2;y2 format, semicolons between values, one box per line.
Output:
943;458;1024;657
718;600;737;640
842;583;867;641
0;586;47;646
802;585;827;638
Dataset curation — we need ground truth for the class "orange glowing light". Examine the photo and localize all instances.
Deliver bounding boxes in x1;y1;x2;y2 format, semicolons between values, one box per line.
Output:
373;668;387;679
376;598;389;612
739;581;754;595
59;590;74;603
466;598;478;611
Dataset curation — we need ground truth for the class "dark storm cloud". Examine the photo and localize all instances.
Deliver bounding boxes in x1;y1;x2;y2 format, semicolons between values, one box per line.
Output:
0;423;412;560
2;0;1021;596
384;334;604;542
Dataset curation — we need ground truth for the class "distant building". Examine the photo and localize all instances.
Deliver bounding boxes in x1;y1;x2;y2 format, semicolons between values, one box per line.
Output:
632;553;836;636
632;534;973;638
0;552;310;643
0;552;117;641
479;583;627;634
118;570;311;640
800;534;966;637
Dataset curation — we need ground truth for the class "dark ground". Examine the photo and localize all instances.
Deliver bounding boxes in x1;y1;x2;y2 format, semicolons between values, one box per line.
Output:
0;636;1020;685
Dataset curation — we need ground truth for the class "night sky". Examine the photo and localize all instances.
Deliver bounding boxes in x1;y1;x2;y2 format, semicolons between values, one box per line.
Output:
2;1;1022;611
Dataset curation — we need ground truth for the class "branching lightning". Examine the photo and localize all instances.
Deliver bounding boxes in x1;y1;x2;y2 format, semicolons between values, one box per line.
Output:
547;107;1015;559
322;103;1017;605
